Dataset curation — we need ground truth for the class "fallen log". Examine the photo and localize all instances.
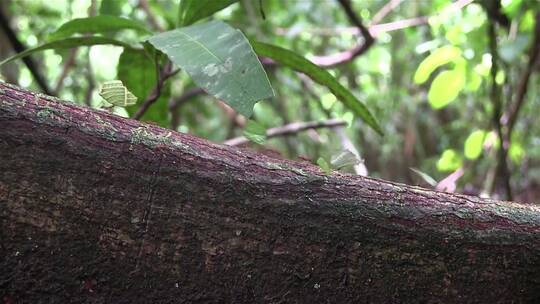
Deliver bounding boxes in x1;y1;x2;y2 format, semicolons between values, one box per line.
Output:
1;82;540;303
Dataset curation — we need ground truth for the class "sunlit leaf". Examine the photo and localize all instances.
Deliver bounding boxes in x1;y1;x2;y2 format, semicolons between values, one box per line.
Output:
49;16;152;40
99;80;137;107
428;69;465;109
178;0;238;26
502;0;523;18
243;120;267;145
509;142;525;164
414;45;462;84
520;10;535;32
465;71;482;92
437;149;462;172
464;130;487;160
251;41;383;135
0;36;132;67
148;20;274;117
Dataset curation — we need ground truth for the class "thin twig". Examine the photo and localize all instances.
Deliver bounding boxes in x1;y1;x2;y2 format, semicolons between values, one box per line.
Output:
370;0;404;26
436;167;464;193
169;87;205;130
487;16;512;200
133;63;178;120
501;12;540;136
83;50;95;106
138;0;163;31
53;49;78;95
0;6;53;95
285;0;472;68
223;118;347;146
83;0;98;106
308;0;374;68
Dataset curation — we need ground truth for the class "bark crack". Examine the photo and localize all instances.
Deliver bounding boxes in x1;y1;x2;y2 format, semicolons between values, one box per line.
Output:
134;154;163;271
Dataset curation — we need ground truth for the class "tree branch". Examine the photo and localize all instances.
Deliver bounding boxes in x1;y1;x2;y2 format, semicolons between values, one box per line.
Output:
133;62;178;120
2;82;540;302
168;87;205;130
53;49;78;95
370;0;404;26
308;0;374;68
138;0;163;31
223;118;347;146
501;12;540;136
487;16;512;200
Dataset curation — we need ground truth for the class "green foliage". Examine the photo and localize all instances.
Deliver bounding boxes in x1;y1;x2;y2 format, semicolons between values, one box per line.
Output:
178;0;238;26
243;120;267;145
99;0;127;16
48;16;151;40
499;35;529;63
4;0;539;196
147;20;274;118
427;69;465;109
414;45;462;84
437;149;463;172
464;130;487;160
317;157;332;174
251;41;383;135
0;36;132;67
116;48;170;125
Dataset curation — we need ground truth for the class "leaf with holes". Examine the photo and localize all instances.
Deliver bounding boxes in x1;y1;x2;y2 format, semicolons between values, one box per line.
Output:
99;80;137;107
147;20;274;117
330;150;361;170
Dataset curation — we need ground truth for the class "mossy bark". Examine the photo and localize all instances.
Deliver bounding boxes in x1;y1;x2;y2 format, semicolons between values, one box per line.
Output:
1;82;540;303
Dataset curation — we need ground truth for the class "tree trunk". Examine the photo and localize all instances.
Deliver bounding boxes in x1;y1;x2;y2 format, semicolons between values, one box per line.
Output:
1;82;540;303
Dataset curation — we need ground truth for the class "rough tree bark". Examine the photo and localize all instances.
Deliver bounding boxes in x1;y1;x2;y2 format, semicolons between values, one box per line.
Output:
1;82;540;303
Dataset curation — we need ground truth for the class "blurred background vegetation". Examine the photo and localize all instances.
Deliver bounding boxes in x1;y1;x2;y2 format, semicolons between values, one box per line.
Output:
1;0;539;202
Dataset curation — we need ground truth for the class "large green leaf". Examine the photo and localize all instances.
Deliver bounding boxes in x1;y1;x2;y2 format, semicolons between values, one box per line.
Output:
49;16;152;40
251;41;383;135
0;36;132;67
414;45;462;84
178;0;238;26
116;48;170;126
147;20;274;117
427;69;465;109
